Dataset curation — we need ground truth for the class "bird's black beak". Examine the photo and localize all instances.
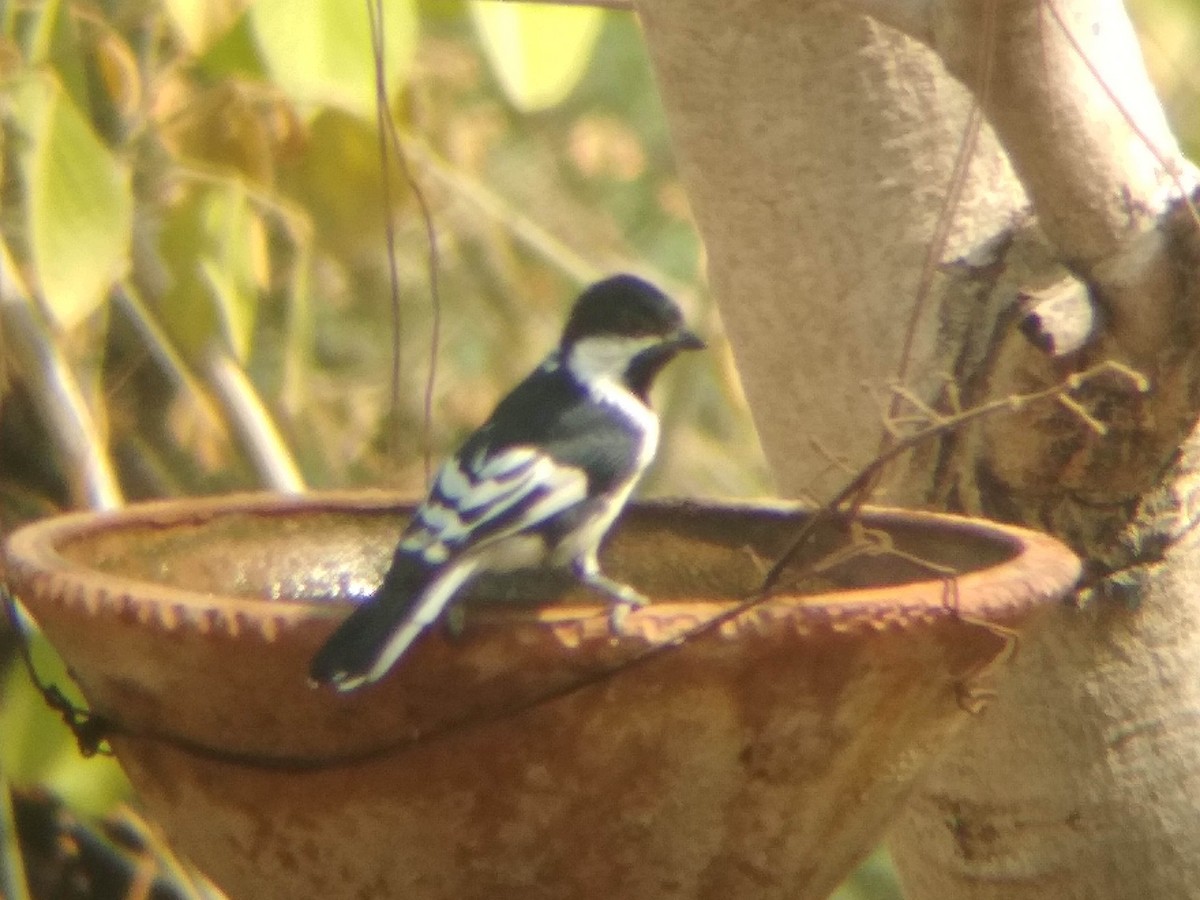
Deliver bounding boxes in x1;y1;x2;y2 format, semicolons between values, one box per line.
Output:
671;328;706;351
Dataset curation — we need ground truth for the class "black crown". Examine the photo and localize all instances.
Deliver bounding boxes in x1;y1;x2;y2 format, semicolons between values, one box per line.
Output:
561;275;683;346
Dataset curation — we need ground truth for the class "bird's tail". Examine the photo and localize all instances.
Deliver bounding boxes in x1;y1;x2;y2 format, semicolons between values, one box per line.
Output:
309;553;479;692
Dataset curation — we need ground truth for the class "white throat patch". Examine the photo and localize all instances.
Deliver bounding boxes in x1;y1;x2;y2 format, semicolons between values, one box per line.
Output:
565;334;661;471
566;335;661;384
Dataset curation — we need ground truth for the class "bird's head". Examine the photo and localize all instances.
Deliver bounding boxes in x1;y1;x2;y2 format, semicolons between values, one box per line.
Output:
561;274;705;400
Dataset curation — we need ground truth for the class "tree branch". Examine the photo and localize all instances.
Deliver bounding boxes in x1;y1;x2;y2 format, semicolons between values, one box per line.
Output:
0;245;123;511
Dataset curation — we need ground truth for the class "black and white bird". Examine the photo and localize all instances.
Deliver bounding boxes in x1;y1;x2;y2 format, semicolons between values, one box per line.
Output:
310;274;704;691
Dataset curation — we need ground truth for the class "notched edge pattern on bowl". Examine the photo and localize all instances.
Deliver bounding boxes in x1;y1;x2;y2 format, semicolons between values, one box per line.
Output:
3;495;1082;654
15;562;302;644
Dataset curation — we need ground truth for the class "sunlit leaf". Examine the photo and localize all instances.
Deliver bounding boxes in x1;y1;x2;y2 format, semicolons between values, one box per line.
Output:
197;10;267;79
279;109;409;255
155;74;281;184
161;0;247;55
829;847;903;900
280;243;314;415
469;4;604;113
0;35;22;78
9;75;132;328
155;181;264;363
249;0;418;119
0;634;130;817
29;0;91;119
91;27;143;123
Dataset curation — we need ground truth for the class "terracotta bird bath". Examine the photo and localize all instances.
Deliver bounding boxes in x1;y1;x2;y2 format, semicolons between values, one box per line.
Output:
1;492;1079;899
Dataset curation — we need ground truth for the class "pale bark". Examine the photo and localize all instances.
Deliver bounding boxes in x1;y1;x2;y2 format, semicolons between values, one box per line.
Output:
637;0;1200;896
0;247;123;511
639;1;1024;503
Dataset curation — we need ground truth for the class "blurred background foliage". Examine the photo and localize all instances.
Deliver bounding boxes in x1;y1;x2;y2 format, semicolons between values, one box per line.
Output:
0;0;1196;896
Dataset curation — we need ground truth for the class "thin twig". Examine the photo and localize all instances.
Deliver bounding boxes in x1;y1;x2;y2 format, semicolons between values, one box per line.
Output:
399;133;709;315
870;0;996;506
367;0;407;471
369;0;444;487
760;360;1145;595
0;244;123;511
112;282;227;434
402;137;603;285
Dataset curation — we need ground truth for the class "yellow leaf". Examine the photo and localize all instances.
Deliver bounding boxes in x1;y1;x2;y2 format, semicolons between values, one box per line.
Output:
161;0;248;54
156;181;261;362
250;0;418;120
469;4;604;113
10;75;132;328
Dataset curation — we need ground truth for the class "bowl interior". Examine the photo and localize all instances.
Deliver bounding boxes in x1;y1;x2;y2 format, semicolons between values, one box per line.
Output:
50;499;1019;608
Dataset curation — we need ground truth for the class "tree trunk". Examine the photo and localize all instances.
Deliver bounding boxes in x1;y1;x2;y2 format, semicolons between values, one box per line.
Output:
637;0;1200;896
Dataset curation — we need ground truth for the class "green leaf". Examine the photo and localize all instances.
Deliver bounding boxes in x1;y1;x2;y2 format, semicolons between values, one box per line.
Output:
156;181;264;363
196;11;267;80
469;3;604;113
279;109;408;255
249;0;418;119
161;0;245;55
9;74;132;328
29;0;91;119
0;635;131;817
280;243;314;415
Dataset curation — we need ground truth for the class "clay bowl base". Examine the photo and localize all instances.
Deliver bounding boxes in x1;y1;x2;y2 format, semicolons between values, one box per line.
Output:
2;493;1080;900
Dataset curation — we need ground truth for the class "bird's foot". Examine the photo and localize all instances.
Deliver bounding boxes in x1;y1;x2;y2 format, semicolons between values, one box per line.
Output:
608;601;644;636
580;572;649;636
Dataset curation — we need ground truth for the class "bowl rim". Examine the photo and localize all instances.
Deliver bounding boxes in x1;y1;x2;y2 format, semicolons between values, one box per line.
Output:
1;491;1081;640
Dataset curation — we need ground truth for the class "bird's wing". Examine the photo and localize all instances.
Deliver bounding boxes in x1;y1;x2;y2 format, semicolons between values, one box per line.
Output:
398;363;644;564
399;444;590;565
311;448;590;691
473;362;646;492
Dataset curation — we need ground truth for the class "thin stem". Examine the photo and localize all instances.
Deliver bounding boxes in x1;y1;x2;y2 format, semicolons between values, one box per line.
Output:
203;349;305;494
401;137;601;286
112;282;227;435
869;0;996;510
388;133;441;491
370;0;445;487
760;359;1145;595
0;244;123;510
367;0;406;470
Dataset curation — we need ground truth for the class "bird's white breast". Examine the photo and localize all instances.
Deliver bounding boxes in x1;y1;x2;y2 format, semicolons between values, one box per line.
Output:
554;341;662;565
565;334;662;471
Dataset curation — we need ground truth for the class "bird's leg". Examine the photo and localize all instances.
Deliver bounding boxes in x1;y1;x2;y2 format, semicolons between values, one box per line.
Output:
573;556;649;635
